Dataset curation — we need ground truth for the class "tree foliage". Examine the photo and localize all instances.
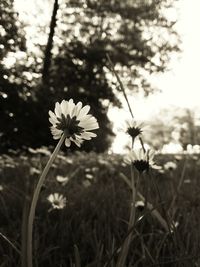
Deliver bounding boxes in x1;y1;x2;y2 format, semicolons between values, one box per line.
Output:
0;0;29;150
0;0;180;152
173;108;200;150
144;107;200;150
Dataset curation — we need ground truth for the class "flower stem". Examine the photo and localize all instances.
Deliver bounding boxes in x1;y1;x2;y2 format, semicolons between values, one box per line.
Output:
21;177;31;267
116;167;139;267
107;55;146;153
106;54;134;119
27;134;66;267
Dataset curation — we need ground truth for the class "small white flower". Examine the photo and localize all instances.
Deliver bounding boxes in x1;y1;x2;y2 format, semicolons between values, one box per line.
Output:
65;158;73;164
192;155;199;160
28;148;38;154
126;148;160;173
5;163;15;168
174;155;182;161
82;180;91;188
56;175;69;185
85;173;93;180
135;200;145;208
30;167;41;175
57;155;73;164
35;147;51;156
164;161;177;171
0;185;3;191
47;193;67;210
124;119;144;139
98;158;109;166
49;99;99;147
183;179;191;184
170;221;179;233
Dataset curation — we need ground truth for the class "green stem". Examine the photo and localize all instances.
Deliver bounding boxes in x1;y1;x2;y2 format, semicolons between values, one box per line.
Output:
27;133;66;267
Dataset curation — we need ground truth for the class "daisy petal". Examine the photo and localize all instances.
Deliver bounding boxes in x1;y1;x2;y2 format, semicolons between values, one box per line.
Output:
77;105;90;119
55;102;62;118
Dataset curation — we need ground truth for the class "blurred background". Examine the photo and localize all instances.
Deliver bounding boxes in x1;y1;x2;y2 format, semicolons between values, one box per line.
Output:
1;0;199;154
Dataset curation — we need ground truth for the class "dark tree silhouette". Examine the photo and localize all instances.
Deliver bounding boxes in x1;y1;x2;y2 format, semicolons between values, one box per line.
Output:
0;0;28;151
0;0;180;152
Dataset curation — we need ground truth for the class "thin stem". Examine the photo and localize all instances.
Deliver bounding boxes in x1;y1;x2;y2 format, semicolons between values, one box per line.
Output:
106;54;134;119
0;232;21;255
27;133;66;267
143;172;148;210
119;172;169;232
139;136;146;153
21;178;31;267
116;170;139;267
106;54;146;153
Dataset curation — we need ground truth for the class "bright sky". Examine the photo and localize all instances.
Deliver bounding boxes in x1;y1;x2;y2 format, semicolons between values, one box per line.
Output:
110;0;200;115
149;0;200;109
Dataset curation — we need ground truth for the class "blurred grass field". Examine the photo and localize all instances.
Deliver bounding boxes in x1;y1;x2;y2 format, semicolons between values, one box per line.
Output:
0;149;200;266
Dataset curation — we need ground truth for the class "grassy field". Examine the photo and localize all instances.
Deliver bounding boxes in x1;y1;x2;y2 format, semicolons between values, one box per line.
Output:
0;148;200;266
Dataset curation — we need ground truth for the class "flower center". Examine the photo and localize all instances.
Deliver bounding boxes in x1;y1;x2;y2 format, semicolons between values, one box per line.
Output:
56;114;84;137
133;160;149;173
53;200;61;208
127;127;142;138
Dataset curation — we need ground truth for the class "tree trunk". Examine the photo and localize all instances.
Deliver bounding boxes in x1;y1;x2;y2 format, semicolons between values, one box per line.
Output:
42;0;59;84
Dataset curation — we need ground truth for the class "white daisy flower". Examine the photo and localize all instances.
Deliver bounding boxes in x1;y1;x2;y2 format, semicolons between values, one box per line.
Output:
85;173;94;180
174;155;182;161
126;148;161;173
30;167;41;175
47;193;67;210
164;161;177;171
56;175;69;185
125;119;144;139
49;99;99;147
135;200;145;208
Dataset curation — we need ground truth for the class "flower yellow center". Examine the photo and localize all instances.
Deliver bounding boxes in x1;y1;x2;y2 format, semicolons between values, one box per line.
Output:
56;114;84;137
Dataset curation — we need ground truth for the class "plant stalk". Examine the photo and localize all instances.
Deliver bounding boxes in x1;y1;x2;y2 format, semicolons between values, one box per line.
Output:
27;133;66;267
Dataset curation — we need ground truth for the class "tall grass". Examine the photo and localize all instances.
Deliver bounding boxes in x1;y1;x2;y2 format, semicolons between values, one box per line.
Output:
1;151;200;266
